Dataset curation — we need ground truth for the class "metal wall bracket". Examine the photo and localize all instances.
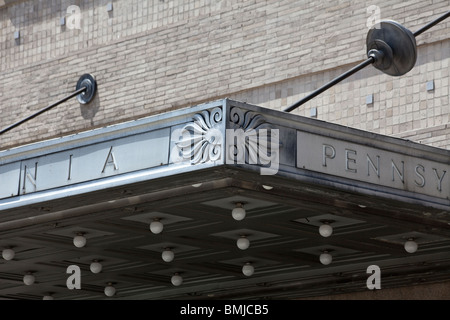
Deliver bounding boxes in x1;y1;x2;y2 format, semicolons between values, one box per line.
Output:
366;20;417;76
284;10;450;113
76;74;97;105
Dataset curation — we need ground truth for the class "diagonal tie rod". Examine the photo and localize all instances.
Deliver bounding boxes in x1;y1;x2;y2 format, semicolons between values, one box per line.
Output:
0;74;97;136
284;10;450;113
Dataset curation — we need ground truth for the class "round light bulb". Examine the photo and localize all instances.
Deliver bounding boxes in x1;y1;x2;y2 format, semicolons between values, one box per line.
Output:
150;220;164;234
236;237;250;250
73;235;86;248
232;203;246;221
262;185;273;190
319;224;333;238
2;248;15;261
23;274;35;286
104;285;116;297
162;249;174;262
42;295;54;300
171;274;183;286
320;252;332;265
90;261;103;274
404;240;418;253
242;263;254;277
192;183;202;188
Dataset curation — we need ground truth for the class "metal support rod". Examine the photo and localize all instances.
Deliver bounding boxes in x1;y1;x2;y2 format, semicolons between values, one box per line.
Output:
413;10;450;37
283;57;374;112
284;10;450;113
0;86;86;136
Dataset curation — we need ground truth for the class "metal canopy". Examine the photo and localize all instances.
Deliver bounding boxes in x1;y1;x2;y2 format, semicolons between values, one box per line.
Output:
0;99;449;300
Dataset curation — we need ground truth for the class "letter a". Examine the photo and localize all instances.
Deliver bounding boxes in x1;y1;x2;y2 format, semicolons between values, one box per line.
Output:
66;5;81;30
366;5;381;29
102;147;119;173
366;265;381;290
66;265;81;290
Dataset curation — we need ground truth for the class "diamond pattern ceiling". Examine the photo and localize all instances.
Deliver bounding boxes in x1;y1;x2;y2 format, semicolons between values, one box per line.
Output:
0;167;449;300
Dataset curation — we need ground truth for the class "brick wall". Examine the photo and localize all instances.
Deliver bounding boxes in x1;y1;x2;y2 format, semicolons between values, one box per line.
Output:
231;40;450;149
0;0;449;149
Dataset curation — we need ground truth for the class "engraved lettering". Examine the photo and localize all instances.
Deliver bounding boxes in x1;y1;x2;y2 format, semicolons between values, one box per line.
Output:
367;154;380;178
68;154;73;180
345;149;357;173
433;169;447;192
391;160;404;183
102;147;119;173
322;144;336;167
22;162;38;192
414;164;426;188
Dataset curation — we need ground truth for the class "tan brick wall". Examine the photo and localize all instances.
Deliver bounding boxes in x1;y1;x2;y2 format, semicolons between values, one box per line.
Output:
231;40;450;149
0;0;449;149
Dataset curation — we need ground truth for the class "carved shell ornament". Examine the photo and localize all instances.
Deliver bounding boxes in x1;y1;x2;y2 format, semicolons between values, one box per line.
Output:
175;107;223;164
228;107;277;166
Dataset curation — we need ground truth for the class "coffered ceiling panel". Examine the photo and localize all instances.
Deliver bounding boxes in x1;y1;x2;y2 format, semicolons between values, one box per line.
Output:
0;169;449;300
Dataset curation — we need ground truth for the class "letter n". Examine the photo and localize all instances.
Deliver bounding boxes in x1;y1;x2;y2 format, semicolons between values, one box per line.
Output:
366;265;381;290
66;265;81;290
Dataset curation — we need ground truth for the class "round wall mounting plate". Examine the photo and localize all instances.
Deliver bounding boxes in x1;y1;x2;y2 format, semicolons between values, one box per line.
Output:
366;20;417;76
76;74;97;104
